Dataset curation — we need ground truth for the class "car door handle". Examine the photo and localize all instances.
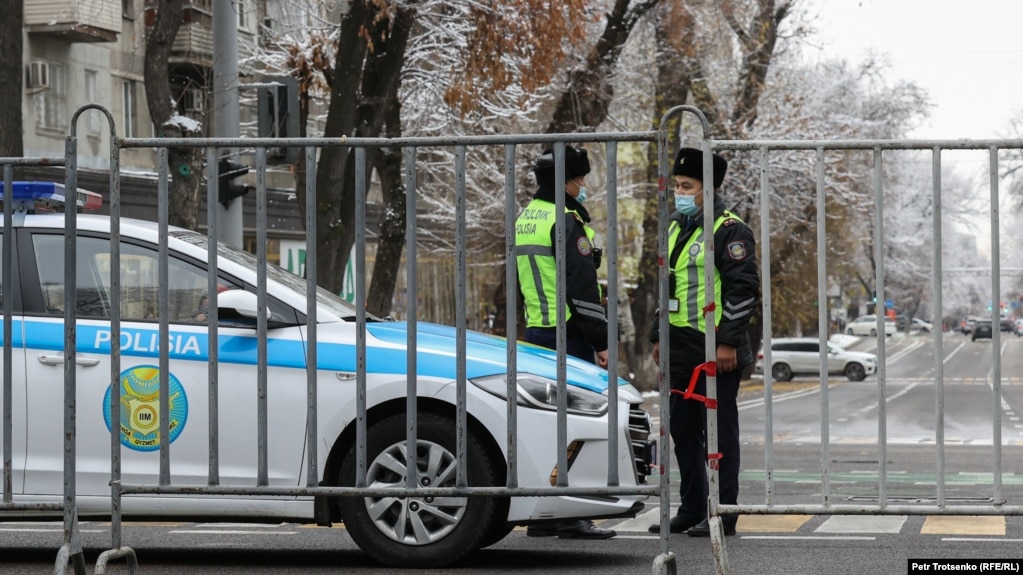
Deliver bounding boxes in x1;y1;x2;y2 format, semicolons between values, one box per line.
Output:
37;354;101;367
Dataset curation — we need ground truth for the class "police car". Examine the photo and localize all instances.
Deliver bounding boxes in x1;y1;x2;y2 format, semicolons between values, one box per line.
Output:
0;182;653;567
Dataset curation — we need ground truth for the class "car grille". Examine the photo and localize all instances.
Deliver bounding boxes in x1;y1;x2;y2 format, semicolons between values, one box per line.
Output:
628;403;655;483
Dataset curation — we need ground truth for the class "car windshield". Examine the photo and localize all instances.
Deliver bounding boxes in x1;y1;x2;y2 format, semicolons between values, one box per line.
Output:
171;230;373;321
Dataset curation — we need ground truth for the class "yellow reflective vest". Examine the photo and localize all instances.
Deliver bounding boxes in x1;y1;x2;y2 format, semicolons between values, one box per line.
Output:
515;199;597;328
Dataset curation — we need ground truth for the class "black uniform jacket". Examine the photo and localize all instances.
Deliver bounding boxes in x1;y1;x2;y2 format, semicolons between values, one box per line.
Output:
649;196;760;377
526;185;609;353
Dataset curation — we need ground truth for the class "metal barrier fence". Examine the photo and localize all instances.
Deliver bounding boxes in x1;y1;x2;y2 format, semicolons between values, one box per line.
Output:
1;104;669;574
4;102;1021;574
669;105;1023;573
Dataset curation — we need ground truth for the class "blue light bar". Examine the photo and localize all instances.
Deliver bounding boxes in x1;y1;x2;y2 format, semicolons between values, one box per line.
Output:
1;181;102;212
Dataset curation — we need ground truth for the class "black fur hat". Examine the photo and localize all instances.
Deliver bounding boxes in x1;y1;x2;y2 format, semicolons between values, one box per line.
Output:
673;147;727;188
534;146;591;187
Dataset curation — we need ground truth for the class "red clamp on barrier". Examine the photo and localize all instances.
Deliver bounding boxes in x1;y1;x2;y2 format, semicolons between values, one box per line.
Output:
669;361;718;409
702;301;716;315
708;453;723;470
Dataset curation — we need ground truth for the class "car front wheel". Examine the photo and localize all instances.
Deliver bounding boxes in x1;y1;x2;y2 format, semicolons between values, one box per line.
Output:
338;413;502;568
846;328;855;335
844;363;867;382
870;328;877;337
771;363;793;382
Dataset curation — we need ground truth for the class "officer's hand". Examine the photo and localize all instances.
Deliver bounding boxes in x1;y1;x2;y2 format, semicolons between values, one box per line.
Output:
652;342;660;366
595;349;609;369
717;344;737;373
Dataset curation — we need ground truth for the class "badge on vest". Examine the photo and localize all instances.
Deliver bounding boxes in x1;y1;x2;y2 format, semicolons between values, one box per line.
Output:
728;241;747;260
668;299;679;312
576;236;593;256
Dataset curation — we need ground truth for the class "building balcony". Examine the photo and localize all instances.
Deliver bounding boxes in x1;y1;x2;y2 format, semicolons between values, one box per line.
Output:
25;0;120;43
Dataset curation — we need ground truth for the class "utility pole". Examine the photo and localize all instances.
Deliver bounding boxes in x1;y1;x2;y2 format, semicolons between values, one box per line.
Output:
213;0;242;248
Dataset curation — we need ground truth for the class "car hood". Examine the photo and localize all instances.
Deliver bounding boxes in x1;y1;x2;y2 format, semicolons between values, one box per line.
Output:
362;321;621;394
841;350;877;362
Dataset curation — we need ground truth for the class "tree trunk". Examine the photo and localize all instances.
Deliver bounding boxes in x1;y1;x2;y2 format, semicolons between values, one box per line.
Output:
0;0;24;161
316;0;415;300
143;0;201;230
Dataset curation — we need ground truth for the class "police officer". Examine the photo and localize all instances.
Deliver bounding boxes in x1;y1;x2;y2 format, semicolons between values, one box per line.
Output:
516;145;614;539
647;148;759;537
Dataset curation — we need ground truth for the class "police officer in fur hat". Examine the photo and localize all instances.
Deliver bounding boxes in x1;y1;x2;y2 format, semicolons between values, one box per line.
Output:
515;146;614;539
648;147;760;537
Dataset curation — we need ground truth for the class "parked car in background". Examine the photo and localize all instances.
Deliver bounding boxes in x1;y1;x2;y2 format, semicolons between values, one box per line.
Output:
972;320;994;341
1015;319;1023;336
755;338;877;382
909;318;933;333
1000;317;1014;332
845;315;897;337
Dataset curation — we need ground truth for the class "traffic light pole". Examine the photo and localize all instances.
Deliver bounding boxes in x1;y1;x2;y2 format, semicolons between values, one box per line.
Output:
213;0;243;248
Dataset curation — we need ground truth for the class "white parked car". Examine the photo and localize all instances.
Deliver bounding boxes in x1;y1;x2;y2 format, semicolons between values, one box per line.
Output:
908;318;933;333
845;314;897;337
755;337;877;382
0;183;653;568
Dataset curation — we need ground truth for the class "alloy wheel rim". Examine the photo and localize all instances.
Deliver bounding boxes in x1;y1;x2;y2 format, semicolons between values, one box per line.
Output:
363;440;468;545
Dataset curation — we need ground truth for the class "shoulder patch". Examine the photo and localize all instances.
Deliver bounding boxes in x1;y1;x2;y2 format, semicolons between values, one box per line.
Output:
576;236;593;256
727;241;747;260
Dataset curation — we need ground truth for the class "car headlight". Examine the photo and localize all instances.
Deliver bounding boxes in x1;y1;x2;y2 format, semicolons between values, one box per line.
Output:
470;373;608;417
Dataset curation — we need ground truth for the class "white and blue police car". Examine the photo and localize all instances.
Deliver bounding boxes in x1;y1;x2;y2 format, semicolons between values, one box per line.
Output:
0;181;653;567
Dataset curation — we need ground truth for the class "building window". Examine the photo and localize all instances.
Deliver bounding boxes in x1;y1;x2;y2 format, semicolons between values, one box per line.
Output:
84;70;100;134
122;0;134;19
237;0;250;30
34;61;67;130
122;80;138;138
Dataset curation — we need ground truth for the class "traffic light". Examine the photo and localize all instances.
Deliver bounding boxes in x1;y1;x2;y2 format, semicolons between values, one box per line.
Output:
217;158;250;207
257;76;299;164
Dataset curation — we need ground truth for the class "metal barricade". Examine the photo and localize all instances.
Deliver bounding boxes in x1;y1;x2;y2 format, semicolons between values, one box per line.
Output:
3;104;667;573
657;102;1023;574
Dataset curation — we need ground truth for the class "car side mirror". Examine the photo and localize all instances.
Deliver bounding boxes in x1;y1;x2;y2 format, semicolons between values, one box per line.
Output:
216;290;274;327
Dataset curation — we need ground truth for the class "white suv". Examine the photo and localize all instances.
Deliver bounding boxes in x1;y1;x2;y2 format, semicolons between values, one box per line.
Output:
755;337;877;382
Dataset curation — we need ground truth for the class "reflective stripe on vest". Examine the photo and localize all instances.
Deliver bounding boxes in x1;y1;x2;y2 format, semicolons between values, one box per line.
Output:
514;199;596;328
668;212;742;332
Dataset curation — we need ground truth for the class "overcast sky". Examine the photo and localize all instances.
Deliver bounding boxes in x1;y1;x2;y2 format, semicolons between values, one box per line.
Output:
806;0;1023;140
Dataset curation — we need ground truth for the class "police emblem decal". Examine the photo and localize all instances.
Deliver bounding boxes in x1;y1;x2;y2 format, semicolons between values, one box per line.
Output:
576;236;593;256
728;241;747;260
689;243;701;257
103;366;189;452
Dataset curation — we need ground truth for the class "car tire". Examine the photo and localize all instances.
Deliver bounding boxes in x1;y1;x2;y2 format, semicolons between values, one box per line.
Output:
771;363;793;382
870;328;877;337
844;363;866;382
338;413;501;568
846;328;855;336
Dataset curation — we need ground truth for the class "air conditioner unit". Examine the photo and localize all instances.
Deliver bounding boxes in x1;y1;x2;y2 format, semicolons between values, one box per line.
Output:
27;61;50;89
183;88;204;113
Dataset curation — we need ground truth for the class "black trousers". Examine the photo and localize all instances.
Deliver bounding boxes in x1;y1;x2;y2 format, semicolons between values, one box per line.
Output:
669;365;740;527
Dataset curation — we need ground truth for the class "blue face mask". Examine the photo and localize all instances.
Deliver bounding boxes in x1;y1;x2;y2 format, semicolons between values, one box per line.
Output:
675;193;700;216
576;186;588;203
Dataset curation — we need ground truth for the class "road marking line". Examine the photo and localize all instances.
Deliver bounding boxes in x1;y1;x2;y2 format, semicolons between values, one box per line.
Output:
742;535;876;541
0;528;105;533
921;516;1004;535
170;529;298;535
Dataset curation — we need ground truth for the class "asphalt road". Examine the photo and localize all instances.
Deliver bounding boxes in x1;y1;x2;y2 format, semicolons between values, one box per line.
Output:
4;331;1023;574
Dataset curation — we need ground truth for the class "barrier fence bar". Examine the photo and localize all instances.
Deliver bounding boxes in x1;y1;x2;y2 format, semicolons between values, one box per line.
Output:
404;145;419;491
503;142;519;489
814;148;832;505
988;146;1004;505
930;147;946;506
